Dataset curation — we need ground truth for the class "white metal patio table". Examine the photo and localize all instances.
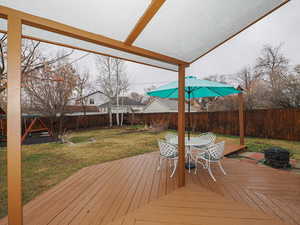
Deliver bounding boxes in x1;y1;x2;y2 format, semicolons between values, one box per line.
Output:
168;136;210;172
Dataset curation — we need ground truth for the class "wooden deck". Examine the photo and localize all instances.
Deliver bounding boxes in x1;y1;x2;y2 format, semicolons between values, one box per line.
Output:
107;184;286;225
223;142;245;156
0;151;299;225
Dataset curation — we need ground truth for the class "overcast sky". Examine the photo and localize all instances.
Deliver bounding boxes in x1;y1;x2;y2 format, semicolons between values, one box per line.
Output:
71;0;299;94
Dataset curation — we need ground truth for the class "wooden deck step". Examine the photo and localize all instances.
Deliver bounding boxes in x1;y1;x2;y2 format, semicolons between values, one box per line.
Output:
223;142;246;156
106;184;287;225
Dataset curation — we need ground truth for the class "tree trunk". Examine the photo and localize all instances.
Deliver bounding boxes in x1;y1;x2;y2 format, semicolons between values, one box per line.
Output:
116;103;120;126
120;96;124;126
108;102;113;127
82;101;87;128
120;111;124;126
58;115;64;140
50;116;59;141
116;70;120;126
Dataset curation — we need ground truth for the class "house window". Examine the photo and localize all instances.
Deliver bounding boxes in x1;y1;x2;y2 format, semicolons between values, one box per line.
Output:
89;98;95;104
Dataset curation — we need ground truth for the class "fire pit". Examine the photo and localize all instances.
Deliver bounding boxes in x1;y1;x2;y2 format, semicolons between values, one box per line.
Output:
264;147;290;168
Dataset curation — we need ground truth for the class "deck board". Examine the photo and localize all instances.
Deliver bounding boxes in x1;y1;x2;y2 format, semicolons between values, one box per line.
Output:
223;142;245;155
107;185;286;225
0;150;299;225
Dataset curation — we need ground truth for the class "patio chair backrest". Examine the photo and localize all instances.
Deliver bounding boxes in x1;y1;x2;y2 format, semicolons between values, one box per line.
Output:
158;140;178;158
207;141;225;161
199;132;216;145
165;133;177;142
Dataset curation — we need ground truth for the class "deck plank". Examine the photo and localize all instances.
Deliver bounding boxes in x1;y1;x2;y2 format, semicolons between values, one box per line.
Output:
107;185;287;225
0;150;299;225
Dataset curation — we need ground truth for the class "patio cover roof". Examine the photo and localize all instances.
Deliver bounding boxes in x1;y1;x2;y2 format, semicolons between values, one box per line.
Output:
0;0;288;71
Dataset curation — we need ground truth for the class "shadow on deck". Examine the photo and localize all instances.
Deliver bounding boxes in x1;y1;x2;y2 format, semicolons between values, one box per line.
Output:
0;150;299;225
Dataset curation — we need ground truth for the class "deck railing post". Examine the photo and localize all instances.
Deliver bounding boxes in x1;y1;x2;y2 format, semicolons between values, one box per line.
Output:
238;88;245;146
7;15;23;225
178;64;186;187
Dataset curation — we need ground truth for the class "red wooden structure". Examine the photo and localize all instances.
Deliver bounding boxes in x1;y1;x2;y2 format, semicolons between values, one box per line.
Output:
0;115;52;144
21;117;53;143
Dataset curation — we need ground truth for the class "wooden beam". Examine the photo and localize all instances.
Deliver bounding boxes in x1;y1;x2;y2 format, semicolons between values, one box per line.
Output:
125;0;165;45
178;64;186;187
23;35;178;72
0;6;188;66
238;89;245;146
7;15;23;225
0;18;180;72
0;28;178;72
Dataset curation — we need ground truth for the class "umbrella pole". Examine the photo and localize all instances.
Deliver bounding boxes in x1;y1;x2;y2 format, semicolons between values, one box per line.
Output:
188;89;191;140
185;89;195;171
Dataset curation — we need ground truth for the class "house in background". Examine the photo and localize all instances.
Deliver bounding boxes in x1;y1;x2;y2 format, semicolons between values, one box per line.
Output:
66;91;108;115
143;98;198;113
64;105;103;116
70;91;108;107
99;97;145;113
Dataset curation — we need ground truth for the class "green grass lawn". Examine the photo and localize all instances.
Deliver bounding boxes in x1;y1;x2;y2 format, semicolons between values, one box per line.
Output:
0;127;167;218
217;134;300;157
0;126;299;218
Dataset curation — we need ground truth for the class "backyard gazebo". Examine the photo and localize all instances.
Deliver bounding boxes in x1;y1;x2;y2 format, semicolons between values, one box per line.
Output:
0;0;289;224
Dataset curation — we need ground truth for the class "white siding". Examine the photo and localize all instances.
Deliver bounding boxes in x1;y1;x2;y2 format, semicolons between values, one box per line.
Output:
143;100;169;113
143;99;198;113
85;92;108;106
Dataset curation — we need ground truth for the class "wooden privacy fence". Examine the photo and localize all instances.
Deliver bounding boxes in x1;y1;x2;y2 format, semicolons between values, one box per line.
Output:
129;109;300;141
1;108;299;141
59;108;300;141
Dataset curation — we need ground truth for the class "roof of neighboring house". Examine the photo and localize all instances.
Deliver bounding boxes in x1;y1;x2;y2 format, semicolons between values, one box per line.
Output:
65;105;99;113
20;105;100;116
72;91;104;101
99;97;145;108
144;98;198;112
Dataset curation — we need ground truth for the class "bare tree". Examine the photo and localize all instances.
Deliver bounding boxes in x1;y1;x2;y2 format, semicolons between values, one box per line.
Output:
95;56;129;127
75;70;91;115
210;44;300;111
208;95;239;112
143;85;157;105
255;44;289;88
198;75;230;111
74;70;91;129
235;67;265;109
0;35;72;111
280;65;300;108
23;55;78;139
130;92;144;103
294;64;300;75
255;44;291;108
205;74;229;84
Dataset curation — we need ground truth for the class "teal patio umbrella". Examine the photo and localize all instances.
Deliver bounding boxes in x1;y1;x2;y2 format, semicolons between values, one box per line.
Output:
147;76;240;139
147;76;240;169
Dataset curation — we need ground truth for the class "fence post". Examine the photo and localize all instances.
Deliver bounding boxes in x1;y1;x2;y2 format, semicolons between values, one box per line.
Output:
238;86;245;146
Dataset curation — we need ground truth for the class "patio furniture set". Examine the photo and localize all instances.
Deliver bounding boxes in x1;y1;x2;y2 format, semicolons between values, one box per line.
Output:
157;132;226;182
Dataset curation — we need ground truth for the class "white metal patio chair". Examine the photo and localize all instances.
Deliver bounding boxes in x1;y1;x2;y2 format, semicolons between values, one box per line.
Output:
165;133;190;164
157;140;178;178
197;132;216;147
193;141;226;182
189;132;216;169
